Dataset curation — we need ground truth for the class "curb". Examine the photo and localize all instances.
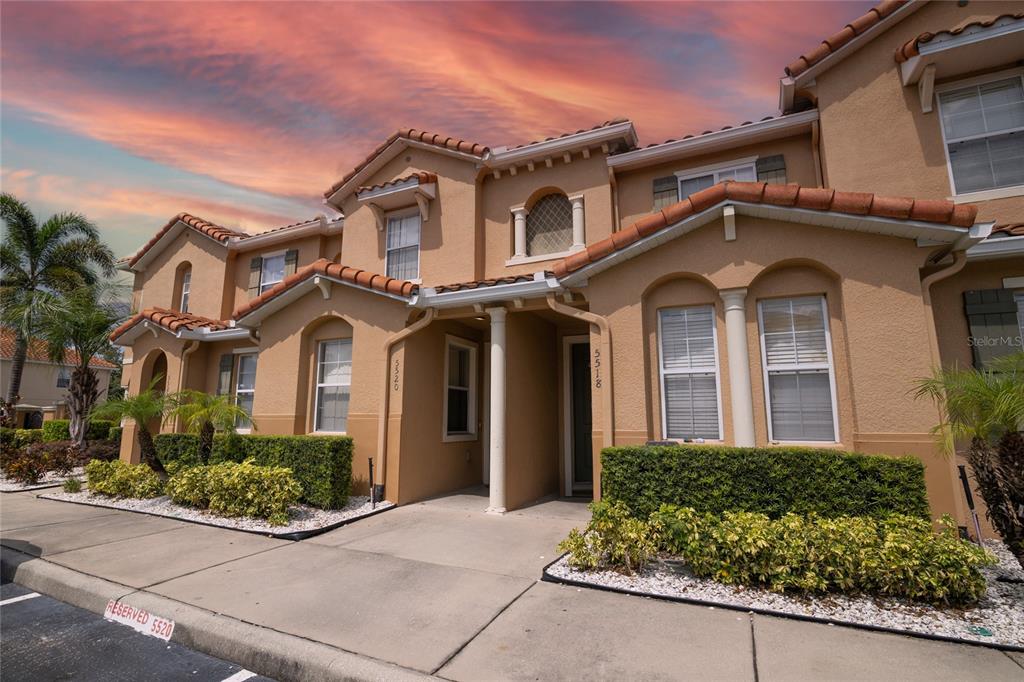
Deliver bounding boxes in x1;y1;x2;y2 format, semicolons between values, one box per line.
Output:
540;554;1024;654
1;548;433;681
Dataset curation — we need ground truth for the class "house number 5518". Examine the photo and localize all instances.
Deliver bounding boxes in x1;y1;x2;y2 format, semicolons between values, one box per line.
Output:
593;348;602;388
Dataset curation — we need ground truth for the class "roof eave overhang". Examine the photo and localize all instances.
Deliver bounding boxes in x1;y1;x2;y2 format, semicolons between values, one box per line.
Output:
900;17;1024;86
966;234;1024;260
235;274;412;327
486;121;638;169
561;201;984;287
607;111;818;171
111;320;249;347
779;0;924;112
412;273;563;309
227;218;343;252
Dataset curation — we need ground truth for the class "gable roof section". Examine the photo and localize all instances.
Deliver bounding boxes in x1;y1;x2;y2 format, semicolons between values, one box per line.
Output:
357;171;438;195
1;328;118;369
894;12;1024;62
128;213;248;268
552;181;983;280
109;308;232;343
786;1;909;77
233;258;418;323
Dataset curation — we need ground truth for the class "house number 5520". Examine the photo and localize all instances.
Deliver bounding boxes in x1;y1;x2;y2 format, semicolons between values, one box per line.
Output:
393;358;401;391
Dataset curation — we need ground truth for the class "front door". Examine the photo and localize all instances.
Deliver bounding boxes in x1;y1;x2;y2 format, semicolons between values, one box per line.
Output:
570;342;593;492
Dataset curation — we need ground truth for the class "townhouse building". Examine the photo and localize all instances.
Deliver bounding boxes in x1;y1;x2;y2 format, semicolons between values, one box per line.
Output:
112;0;1024;526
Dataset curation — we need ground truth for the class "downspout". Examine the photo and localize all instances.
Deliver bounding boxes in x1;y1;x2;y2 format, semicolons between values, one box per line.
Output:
375;307;437;502
920;249;967;369
545;293;614;450
811;120;825;188
174;339;201;431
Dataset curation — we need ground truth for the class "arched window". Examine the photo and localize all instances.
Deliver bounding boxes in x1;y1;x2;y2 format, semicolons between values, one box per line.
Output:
525;194;573;257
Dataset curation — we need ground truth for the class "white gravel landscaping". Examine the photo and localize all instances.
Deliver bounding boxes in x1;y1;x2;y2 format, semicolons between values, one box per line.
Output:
40;489;394;536
547;540;1024;648
0;467;85;493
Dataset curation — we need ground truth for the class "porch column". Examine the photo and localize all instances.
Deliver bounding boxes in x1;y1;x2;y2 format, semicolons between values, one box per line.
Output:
512;207;528;258
569;194;585;248
486;306;508;514
720;288;756;447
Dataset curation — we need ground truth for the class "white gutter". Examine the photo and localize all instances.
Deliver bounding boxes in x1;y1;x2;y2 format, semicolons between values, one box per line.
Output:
225;216;343;251
485;121;638;168
967;234;1024;260
607;110;818;170
412;272;563;309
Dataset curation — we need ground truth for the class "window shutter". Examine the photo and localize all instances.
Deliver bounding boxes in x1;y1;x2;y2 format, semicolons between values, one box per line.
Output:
217;354;234;395
653;176;679;210
756;155;787;184
247;257;262;298
964;289;1020;368
284;249;298;276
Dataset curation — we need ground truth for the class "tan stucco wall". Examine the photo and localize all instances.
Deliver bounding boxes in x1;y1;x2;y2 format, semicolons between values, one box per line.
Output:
615;134;819;228
0;360;112;410
231;234;327;312
132;229;230;320
814;1;1024;224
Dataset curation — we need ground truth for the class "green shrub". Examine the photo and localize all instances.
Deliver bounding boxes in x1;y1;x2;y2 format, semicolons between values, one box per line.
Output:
42;419;115;442
601;445;929;520
63;477;82;493
155;433;352;509
1;441;79;484
85;460;163;498
1;428;43;453
166;460;301;525
82;441;119;463
650;505;995;605
558;501;658;574
107;426;122;444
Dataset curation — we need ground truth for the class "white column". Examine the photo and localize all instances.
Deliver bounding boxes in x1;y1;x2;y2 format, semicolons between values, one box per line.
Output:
486;307;507;514
512;208;528;258
569;194;585;248
721;288;756;447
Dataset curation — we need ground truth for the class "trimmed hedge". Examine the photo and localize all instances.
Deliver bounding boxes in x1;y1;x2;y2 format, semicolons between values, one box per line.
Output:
42;419;115;442
0;428;43;450
601;445;929;520
154;433;352;509
85;460;163;498
108;426;123;444
166;460;302;525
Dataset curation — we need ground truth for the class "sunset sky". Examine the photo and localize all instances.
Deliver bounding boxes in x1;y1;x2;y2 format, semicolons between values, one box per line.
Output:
1;1;871;259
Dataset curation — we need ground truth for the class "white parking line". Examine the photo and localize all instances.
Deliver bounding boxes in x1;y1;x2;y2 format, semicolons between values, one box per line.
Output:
0;592;40;607
220;670;256;682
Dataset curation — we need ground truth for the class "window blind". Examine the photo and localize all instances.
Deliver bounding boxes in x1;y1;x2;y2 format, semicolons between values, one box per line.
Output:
659;305;720;440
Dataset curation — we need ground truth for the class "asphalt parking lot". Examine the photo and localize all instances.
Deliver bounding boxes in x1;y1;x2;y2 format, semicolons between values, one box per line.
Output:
0;580;275;681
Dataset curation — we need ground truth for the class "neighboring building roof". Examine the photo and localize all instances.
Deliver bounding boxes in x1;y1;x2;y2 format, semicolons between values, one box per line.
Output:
785;1;908;77
357;171;438;195
109;308;232;343
894;12;1024;62
0;328;118;369
233;258;419;321
551;181;979;278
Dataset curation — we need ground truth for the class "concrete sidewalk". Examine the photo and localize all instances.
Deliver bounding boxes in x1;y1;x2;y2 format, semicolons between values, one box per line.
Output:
3;489;1023;681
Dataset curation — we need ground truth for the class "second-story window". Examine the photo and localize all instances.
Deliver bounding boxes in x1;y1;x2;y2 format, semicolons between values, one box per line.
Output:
179;268;191;313
938;75;1024;195
260;253;286;294
526;194;572;257
678;162;756;201
247;250;297;299
385;210;420;280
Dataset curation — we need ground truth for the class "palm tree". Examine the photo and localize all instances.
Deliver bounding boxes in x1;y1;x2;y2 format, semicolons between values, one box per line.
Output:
0;193;115;425
38;284;125;447
168;390;252;464
92;377;170;475
915;353;1024;566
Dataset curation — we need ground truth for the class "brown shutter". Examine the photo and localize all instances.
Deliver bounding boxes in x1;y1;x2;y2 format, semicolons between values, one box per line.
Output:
652;176;678;210
247;257;262;298
284;249;298;276
964;289;1019;368
217;354;234;395
756;155;787;184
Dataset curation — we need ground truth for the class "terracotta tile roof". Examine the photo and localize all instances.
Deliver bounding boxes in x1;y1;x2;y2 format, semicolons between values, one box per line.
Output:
1;327;118;369
551;181;978;278
233;258;418;319
503;119;632;151
357;171;438;195
612;115;786;154
786;1;907;77
992;223;1024;237
109;308;232;342
324;129;489;199
431;273;544;294
128;213;249;267
895;12;1024;62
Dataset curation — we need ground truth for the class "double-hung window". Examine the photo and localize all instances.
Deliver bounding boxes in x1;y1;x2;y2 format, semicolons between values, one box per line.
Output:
444;337;477;441
314;339;352;433
56;367;71;389
937;75;1024;195
677;162;756;201
180;268;191;313
385;211;421;280
758;296;838;442
234;353;257;430
658;305;721;440
259;254;286;294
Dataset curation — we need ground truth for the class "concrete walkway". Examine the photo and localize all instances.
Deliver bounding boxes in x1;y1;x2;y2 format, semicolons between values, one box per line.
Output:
2;488;1023;681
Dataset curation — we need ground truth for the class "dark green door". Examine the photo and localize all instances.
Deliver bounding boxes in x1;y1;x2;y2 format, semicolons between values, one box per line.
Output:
570;343;593;489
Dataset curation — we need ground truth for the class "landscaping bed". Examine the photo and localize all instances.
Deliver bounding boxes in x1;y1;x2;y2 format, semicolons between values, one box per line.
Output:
40;489;394;540
0;467;84;493
546;539;1024;649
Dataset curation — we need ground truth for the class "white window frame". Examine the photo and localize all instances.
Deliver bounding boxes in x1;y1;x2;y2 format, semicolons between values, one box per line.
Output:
234;352;257;433
259;250;287;294
312;338;352;435
385;208;421;282
675;157;758;200
935;69;1024;199
657;305;725;442
443;335;478;442
757;296;840;444
180;268;191;313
